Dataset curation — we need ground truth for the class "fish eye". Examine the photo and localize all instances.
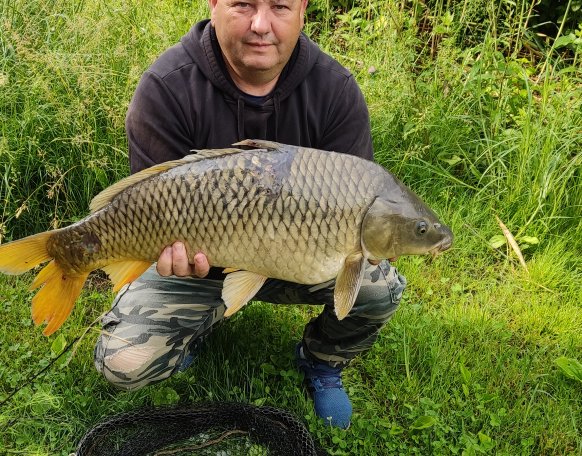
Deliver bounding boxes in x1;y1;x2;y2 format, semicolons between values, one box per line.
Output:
416;221;428;235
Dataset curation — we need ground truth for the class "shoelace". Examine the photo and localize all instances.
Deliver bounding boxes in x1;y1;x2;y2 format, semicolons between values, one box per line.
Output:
300;360;343;389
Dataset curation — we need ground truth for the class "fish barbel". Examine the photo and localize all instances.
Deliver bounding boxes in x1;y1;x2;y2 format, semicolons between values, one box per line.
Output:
0;140;453;335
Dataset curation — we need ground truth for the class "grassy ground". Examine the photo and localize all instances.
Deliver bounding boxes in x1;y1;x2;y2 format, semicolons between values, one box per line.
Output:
1;0;581;454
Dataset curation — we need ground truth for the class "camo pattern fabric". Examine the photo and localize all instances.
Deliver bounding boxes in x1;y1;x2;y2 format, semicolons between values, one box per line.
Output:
94;261;406;390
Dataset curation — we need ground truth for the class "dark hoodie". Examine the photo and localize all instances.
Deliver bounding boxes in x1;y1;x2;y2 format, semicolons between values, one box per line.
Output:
126;20;373;173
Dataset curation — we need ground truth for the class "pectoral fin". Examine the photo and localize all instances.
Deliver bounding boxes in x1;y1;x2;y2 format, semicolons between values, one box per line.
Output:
102;260;152;292
334;252;366;320
222;271;267;317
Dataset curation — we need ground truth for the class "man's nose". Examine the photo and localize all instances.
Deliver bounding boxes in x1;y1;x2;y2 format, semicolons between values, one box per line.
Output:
250;7;272;35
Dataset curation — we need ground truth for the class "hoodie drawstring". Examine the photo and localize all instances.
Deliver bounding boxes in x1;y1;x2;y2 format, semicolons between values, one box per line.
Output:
273;92;281;142
237;97;245;141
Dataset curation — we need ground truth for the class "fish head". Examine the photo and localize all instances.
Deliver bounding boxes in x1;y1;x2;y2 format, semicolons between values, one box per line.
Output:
361;190;453;260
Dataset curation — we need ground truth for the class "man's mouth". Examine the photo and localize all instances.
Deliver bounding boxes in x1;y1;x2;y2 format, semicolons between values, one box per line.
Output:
246;42;272;47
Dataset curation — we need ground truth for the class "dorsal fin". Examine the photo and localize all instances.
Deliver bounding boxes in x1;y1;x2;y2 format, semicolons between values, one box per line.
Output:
233;139;282;150
89;148;246;213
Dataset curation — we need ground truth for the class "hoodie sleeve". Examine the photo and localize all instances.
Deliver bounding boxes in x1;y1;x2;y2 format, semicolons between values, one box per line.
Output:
319;75;374;161
126;71;194;174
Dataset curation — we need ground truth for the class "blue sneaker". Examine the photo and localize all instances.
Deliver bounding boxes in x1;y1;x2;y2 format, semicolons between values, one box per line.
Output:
177;336;205;372
295;344;352;429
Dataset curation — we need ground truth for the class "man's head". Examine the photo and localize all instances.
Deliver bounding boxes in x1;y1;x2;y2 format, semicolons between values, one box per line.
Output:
209;0;308;91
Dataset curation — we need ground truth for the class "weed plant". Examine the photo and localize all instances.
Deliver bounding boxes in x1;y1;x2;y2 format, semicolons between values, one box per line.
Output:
0;0;581;455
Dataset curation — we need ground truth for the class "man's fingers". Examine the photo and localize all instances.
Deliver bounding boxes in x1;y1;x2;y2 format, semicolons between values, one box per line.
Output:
156;243;209;278
172;242;193;277
156;246;174;277
192;252;210;278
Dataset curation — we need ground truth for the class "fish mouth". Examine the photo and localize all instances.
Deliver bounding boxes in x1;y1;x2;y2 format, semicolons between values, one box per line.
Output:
428;236;453;258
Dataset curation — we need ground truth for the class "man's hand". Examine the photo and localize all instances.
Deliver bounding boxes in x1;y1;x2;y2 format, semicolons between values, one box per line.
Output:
156;242;210;278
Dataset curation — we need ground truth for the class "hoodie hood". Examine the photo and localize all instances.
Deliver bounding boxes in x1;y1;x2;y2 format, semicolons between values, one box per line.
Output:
179;20;317;141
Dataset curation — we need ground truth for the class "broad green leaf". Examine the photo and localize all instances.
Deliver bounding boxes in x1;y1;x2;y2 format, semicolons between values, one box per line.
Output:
460;362;471;384
489;412;501;427
50;334;67;357
519;236;539;245
488;234;506;249
478;431;495;450
260;363;277;375
554;34;576;48
443;11;454;26
555;356;582;383
378;419;392;428
390;424;404;435
451;283;463;293
410;415;437;430
152;387;180;406
441;155;462;166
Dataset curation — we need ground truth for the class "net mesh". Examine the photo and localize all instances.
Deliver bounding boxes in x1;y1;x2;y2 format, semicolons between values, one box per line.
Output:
74;402;329;456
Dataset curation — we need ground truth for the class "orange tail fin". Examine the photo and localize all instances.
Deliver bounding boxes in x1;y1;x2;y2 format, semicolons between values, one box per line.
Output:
0;231;88;336
0;231;53;274
30;260;89;336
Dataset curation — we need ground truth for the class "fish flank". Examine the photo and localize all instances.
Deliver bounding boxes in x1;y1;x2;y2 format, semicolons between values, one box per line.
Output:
0;142;453;335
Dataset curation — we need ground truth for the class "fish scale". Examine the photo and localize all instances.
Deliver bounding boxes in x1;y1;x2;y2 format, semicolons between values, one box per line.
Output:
0;140;453;335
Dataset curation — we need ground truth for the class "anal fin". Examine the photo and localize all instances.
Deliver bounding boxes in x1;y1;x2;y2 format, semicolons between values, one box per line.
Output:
334;252;366;320
102;260;152;292
222;271;267;317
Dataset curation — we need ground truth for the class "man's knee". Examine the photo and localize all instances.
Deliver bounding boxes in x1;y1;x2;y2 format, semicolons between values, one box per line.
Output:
353;261;407;321
94;333;181;391
92;269;225;390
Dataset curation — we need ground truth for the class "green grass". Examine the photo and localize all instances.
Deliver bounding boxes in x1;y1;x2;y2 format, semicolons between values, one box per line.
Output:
1;238;580;454
1;0;581;454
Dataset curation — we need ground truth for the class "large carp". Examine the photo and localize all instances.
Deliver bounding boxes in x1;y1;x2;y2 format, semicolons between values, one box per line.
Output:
0;140;453;336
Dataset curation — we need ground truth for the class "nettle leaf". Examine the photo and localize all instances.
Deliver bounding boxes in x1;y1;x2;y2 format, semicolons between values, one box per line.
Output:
410;415;437;430
555;356;582;383
488;234;506;249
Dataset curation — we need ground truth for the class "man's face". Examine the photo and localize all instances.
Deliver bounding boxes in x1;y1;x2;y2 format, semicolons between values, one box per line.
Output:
209;0;308;79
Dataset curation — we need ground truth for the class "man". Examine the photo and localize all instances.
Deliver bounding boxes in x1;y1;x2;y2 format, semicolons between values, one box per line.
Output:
94;0;406;429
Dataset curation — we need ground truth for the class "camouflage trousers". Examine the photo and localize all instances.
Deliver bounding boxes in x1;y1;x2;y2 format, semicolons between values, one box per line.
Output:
94;261;406;391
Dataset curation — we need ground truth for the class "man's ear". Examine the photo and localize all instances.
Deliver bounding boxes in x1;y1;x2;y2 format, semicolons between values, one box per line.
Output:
300;0;308;27
208;0;218;25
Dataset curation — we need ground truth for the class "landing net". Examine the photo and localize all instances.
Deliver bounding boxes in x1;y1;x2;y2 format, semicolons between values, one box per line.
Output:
74;402;329;456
